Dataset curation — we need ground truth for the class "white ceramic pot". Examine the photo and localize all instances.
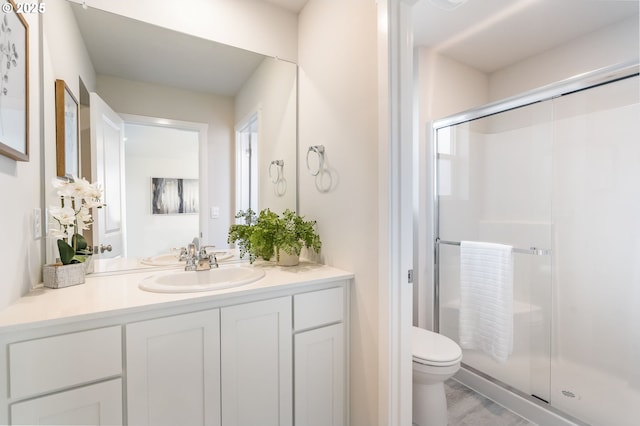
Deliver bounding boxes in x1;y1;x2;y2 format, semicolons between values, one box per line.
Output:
276;249;299;266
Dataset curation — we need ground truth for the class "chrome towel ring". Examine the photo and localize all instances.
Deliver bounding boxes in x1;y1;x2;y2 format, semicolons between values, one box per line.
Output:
269;160;284;183
306;145;325;176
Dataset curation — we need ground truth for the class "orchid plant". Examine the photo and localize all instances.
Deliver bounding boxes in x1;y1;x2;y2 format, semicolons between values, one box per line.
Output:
49;176;104;265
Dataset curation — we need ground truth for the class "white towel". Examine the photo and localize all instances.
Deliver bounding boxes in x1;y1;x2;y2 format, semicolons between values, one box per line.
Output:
459;241;514;363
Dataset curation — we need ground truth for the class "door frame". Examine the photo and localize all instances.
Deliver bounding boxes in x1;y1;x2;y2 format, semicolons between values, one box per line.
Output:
378;0;418;425
119;114;209;242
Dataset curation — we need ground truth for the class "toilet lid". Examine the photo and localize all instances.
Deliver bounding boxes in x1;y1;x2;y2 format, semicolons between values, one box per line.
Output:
412;326;462;366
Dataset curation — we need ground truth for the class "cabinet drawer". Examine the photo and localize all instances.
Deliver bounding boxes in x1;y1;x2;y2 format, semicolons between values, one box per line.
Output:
10;379;123;425
9;326;122;399
294;287;344;331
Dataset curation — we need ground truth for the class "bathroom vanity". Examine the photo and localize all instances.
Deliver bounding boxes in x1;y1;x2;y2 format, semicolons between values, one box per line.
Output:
0;262;352;426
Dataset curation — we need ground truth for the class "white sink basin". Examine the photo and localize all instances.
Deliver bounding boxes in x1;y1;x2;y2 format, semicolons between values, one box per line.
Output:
140;250;234;267
138;266;265;293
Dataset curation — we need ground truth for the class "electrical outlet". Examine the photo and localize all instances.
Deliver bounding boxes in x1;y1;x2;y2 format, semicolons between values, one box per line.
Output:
33;207;42;239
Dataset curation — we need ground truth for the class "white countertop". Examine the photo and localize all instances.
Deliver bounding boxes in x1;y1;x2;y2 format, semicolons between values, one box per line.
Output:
0;262;353;333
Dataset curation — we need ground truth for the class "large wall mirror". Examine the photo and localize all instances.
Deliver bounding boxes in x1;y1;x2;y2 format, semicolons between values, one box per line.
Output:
43;0;298;273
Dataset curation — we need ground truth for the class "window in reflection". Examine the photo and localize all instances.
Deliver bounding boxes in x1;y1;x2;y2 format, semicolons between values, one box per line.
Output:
236;113;259;214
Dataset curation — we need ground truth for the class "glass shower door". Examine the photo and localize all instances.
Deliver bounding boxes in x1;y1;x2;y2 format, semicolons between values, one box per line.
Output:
549;75;640;426
436;99;554;402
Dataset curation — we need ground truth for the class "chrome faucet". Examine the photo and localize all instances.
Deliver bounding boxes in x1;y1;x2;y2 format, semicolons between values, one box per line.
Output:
184;243;198;271
184;243;218;271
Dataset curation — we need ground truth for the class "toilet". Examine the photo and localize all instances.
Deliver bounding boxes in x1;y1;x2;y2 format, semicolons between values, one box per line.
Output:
412;326;462;426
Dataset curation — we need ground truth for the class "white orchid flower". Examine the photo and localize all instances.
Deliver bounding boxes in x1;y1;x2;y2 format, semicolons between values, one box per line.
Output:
83;181;103;201
83;198;104;209
49;176;104;258
49;206;77;226
75;207;93;230
48;228;67;240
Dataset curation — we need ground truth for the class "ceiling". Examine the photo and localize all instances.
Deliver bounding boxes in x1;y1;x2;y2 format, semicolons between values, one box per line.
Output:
413;0;639;73
70;3;266;96
260;0;308;13
71;0;638;95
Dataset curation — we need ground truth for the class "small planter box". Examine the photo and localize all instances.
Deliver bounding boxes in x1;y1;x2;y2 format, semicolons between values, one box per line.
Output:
43;263;86;289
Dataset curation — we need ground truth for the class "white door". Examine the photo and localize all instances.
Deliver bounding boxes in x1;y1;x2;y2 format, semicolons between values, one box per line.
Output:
90;93;125;258
221;297;292;426
126;310;221;426
294;323;345;426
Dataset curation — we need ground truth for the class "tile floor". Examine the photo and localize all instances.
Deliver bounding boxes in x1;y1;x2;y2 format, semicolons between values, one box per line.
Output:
444;379;535;426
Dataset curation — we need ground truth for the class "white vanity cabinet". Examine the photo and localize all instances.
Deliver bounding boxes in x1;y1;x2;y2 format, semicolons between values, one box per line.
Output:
126;309;221;426
293;287;347;426
0;266;352;426
5;326;123;425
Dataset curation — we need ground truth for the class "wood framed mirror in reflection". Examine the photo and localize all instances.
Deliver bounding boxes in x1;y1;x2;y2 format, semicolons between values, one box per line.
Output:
43;0;298;274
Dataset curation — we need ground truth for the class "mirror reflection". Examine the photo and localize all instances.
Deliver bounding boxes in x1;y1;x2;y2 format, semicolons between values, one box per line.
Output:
43;1;298;273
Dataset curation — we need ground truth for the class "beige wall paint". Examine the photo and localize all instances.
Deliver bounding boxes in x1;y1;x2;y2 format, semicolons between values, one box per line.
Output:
0;11;43;309
298;0;380;424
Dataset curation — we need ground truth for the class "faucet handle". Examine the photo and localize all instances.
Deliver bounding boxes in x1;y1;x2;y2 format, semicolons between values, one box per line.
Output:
171;246;188;260
200;245;218;268
199;245;216;255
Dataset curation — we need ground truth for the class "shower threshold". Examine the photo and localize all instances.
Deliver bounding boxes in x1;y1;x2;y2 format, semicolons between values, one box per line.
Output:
455;366;587;426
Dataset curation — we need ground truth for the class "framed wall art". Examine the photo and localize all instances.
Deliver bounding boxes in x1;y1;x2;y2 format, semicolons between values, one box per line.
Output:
0;0;29;162
55;79;79;177
151;177;199;215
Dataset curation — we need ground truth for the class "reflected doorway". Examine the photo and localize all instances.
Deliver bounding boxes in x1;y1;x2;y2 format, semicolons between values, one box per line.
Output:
124;122;199;258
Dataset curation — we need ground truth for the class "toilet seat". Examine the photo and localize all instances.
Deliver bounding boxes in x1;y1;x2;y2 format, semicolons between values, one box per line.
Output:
412;326;462;367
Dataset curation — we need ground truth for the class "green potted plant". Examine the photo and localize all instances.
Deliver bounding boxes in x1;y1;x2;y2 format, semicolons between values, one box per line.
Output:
228;208;321;266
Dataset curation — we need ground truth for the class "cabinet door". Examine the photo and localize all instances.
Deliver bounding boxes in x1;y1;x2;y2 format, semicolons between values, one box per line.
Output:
126;310;220;426
10;379;122;425
294;323;345;426
221;297;292;426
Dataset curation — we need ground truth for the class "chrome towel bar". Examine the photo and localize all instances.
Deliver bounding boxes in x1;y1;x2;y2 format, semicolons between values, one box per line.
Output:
436;239;551;256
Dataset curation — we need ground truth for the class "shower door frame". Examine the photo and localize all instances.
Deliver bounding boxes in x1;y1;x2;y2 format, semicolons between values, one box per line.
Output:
428;61;639;424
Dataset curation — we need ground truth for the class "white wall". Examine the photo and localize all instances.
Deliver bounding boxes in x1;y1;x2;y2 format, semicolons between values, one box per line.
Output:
124;124;199;258
298;0;379;424
43;0;96;95
96;75;234;249
489;16;639;100
235;57;297;214
0;11;42;309
67;0;298;62
415;15;639;123
415;48;489;122
41;0;98;271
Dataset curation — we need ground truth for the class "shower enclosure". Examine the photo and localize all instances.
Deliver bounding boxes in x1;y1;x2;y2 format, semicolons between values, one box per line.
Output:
433;64;639;426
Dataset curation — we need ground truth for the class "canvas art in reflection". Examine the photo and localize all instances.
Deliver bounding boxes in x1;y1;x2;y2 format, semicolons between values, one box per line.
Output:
151;177;199;215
